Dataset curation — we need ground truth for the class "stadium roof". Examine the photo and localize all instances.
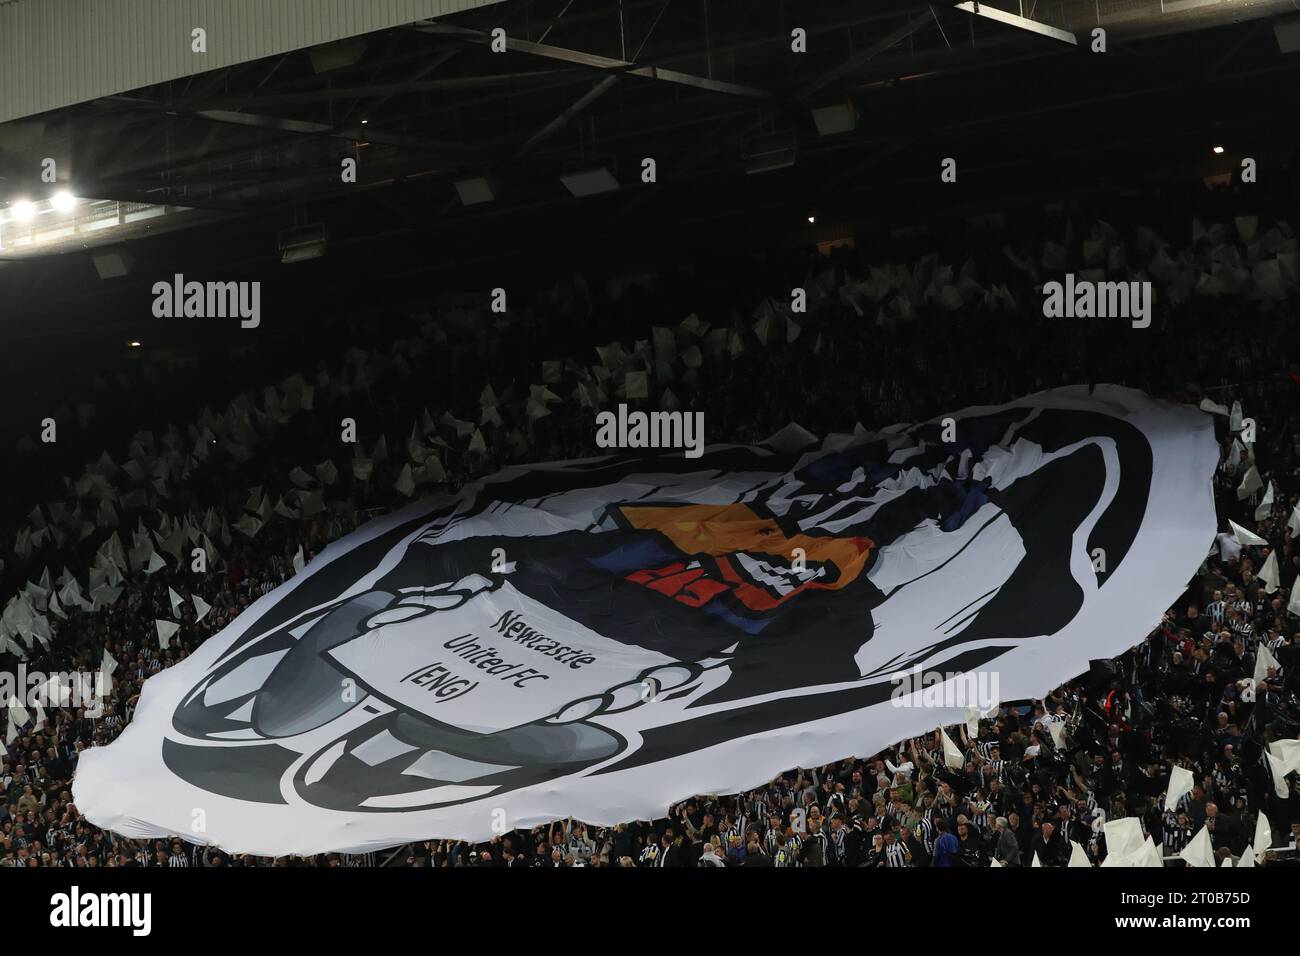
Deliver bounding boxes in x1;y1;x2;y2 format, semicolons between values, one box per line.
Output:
0;0;507;125
2;0;1299;326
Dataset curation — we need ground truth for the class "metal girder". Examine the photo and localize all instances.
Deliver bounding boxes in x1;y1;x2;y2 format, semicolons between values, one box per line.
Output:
802;10;934;96
413;21;772;98
349;46;462;122
952;2;1078;45
182;71;578;111
189;109;490;160
519;75;621;157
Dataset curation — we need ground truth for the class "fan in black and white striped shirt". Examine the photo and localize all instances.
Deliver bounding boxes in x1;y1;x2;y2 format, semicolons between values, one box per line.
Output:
1162;813;1193;855
883;832;910;867
914;815;935;855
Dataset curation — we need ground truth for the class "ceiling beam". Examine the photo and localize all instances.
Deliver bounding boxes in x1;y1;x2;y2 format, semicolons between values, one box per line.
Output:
188;109;491;161
952;2;1078;45
156;71;580;111
413;21;772;98
801;10;934;96
519;75;621;156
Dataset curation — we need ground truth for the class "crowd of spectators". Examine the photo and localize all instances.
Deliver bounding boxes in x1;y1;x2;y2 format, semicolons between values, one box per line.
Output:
2;179;1300;867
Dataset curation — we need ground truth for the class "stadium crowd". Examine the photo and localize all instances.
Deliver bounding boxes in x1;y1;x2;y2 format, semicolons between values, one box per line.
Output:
3;180;1300;867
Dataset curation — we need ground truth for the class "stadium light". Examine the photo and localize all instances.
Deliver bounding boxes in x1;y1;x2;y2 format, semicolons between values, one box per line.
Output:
1212;145;1225;154
560;164;619;197
127;340;143;348
811;100;856;137
278;222;329;263
454;176;497;206
92;247;135;279
0;198;194;257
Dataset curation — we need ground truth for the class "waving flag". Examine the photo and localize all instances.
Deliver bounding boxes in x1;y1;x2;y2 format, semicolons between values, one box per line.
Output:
74;386;1217;855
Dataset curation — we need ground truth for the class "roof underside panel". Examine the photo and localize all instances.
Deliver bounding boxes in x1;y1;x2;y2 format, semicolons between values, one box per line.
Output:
0;0;504;125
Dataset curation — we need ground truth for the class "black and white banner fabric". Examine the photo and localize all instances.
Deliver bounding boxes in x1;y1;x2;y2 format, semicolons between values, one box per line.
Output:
74;386;1217;854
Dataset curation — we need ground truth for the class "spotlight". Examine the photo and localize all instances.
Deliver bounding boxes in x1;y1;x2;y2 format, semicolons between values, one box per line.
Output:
1212;145;1225;154
454;176;497;206
127;340;143;348
51;190;77;212
560;163;619;197
92;247;135;279
811;100;856;137
10;200;35;221
278;222;329;264
808;214;817;224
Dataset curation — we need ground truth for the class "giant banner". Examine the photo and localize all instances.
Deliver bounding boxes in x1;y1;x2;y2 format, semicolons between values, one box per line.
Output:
74;386;1218;854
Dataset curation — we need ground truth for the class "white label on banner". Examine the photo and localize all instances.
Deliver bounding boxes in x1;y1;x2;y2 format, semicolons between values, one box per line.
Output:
327;584;672;733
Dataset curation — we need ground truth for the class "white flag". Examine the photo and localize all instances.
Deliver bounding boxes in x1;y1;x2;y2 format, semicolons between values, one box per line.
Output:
1269;739;1300;776
1139;836;1164;868
394;464;415;498
1255;482;1274;521
1266;751;1290;797
1253;811;1273;860
940;727;964;769
1104;817;1145;862
1228;520;1267;547
156;619;181;650
1164;765;1195;813
6;695;30;728
1259;551;1279;594
1046;719;1067;750
193;595;212;623
1178;826;1215;868
1254;641;1280;687
1236;466;1263;501
293;546;305;574
235;514;263;539
1216;532;1242;563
